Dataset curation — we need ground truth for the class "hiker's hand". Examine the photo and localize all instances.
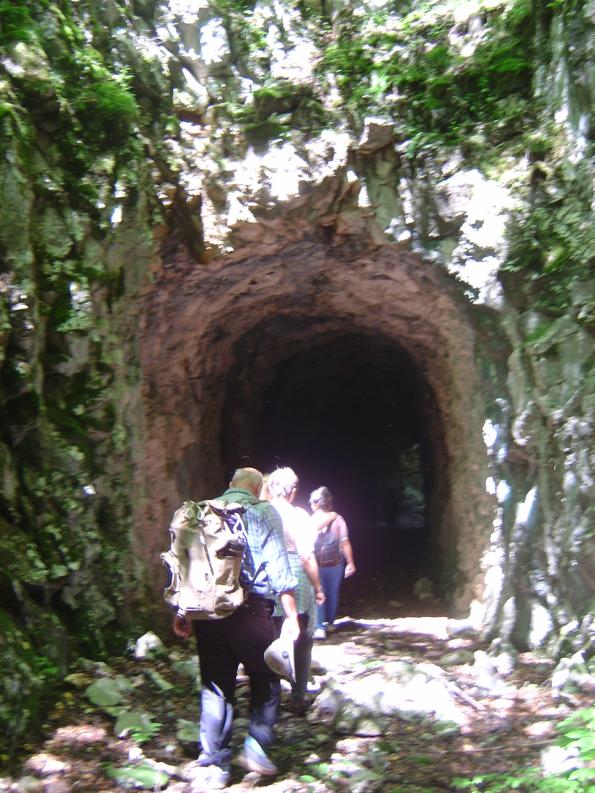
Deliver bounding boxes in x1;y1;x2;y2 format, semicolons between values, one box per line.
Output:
344;563;356;578
315;588;326;605
173;613;192;640
280;614;300;642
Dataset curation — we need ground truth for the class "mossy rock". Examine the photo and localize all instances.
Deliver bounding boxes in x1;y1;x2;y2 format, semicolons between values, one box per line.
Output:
0;609;61;754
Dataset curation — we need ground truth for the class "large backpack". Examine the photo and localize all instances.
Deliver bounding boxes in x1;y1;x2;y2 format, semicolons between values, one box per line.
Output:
160;499;247;620
314;522;343;567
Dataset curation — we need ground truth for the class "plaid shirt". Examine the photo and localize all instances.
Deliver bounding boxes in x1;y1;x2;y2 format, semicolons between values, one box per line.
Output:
216;487;297;598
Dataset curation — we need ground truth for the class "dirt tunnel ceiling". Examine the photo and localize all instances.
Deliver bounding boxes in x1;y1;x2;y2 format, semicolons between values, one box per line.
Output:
138;232;493;615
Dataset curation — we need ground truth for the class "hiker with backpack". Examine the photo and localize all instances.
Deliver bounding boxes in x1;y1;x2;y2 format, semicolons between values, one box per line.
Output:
167;467;299;789
265;467;325;715
310;485;356;640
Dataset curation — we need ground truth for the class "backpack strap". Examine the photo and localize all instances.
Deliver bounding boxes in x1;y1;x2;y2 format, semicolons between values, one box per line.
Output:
247;523;275;584
327;517;339;539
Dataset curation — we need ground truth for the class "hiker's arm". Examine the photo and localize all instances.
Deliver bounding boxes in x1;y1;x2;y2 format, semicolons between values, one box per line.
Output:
279;591;300;640
310;510;337;531
301;552;325;605
341;538;356;577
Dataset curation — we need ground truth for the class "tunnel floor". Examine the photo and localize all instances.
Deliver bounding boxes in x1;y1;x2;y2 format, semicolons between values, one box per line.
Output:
333;552;449;622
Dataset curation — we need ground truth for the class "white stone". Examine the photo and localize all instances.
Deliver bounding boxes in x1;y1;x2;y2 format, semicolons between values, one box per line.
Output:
134;631;165;659
227;194;256;226
529;602;554;648
516;486;538;527
199;19;229;65
541;745;582;776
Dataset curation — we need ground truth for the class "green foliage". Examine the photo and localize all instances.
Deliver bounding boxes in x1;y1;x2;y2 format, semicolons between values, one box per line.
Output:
105;762;170;789
114;710;162;743
0;519;48;584
557;708;595;767
452;707;595;792
210;0;267;69
232;79;328;146
453;768;543;791
317;0;535;157
3;39;137;162
0;609;61;755
214;0;256;11
0;0;168;752
66;51;139;149
0;0;35;47
502;159;595;320
176;717;200;744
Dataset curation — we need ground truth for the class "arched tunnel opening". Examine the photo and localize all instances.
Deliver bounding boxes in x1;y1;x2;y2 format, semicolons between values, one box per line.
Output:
139;237;490;619
220;328;448;604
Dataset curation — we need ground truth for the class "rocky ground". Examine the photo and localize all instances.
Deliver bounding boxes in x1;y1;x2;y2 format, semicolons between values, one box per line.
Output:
1;574;592;793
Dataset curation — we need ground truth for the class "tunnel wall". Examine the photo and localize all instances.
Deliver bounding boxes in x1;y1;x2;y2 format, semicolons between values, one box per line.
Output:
137;227;493;616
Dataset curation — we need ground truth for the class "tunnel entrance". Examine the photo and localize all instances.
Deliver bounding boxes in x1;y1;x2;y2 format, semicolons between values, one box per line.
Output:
138;232;492;617
222;332;440;592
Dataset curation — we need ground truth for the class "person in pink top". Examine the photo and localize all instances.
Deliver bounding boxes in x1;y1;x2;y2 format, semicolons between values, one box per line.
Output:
309;486;356;640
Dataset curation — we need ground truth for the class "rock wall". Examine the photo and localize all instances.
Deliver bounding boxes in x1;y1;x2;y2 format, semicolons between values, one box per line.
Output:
0;0;171;751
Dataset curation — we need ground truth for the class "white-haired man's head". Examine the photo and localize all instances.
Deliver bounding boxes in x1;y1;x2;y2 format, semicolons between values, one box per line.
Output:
267;467;299;500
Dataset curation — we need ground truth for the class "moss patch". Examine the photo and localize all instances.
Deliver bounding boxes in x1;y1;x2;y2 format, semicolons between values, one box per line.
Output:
317;0;536;159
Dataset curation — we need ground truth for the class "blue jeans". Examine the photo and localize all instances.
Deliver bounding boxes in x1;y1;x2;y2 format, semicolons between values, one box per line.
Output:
317;561;344;628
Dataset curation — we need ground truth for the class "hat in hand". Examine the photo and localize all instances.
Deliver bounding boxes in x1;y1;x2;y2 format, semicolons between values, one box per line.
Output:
264;636;295;683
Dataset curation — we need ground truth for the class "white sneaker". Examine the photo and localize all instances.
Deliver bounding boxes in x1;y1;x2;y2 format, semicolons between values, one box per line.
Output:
237;736;278;775
188;764;230;791
313;627;326;640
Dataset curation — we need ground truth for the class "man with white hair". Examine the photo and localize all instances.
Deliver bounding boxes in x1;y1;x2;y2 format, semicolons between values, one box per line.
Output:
266;466;325;715
173;467;299;788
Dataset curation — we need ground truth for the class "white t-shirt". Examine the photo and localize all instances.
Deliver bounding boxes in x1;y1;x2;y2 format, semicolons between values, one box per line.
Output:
271;498;316;558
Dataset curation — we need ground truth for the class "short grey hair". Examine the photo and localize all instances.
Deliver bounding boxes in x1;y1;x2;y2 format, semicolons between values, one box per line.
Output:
267;467;299;499
309;486;333;510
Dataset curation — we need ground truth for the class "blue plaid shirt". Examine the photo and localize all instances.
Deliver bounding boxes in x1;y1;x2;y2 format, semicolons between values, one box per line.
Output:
216;487;297;598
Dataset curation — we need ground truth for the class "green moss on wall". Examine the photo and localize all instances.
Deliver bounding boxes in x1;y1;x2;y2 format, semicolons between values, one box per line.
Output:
502;158;595;325
317;0;536;159
0;609;61;760
232;80;329;146
0;0;173;754
0;1;35;47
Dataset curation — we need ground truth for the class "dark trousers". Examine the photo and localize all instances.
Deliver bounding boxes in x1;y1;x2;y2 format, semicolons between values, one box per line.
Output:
273;612;312;700
193;595;279;768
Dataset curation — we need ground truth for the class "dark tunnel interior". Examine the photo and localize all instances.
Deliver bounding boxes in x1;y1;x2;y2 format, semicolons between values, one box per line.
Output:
223;332;446;601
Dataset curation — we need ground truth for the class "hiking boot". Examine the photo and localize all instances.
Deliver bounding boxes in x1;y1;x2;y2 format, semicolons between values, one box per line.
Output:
313;627;326;640
237;735;278;776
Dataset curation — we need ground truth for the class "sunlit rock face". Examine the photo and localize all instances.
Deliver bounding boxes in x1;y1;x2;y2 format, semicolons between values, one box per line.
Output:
157;0;516;311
